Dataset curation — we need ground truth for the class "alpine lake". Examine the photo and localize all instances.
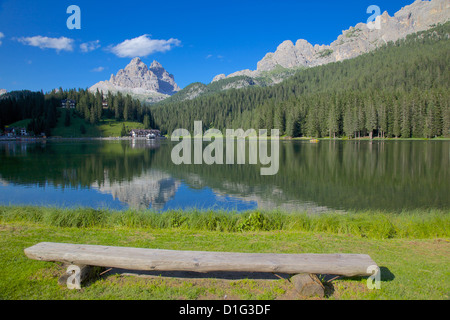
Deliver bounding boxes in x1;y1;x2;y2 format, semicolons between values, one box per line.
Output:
0;138;449;213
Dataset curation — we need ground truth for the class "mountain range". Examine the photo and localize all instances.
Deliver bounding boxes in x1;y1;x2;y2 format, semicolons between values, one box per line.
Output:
89;0;449;104
213;0;449;81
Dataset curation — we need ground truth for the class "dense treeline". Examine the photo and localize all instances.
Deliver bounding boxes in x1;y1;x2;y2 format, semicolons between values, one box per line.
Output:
0;91;59;135
237;87;449;139
151;23;450;138
47;89;155;128
0;88;155;135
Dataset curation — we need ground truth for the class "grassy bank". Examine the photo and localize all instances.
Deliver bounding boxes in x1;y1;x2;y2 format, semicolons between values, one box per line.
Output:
1;206;448;239
0;206;449;300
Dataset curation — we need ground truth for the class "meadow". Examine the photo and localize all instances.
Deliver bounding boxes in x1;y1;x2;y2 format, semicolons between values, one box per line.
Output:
1;206;448;300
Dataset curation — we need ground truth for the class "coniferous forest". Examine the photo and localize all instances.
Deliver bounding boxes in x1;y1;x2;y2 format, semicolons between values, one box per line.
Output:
0;88;154;136
150;23;450;138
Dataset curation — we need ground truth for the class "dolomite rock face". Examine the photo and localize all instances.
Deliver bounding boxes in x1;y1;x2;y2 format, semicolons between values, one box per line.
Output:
257;39;316;72
212;74;226;82
90;57;180;103
214;0;450;80
0;89;7;96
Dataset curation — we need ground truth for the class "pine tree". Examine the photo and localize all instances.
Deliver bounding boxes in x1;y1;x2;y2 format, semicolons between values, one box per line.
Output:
401;103;411;138
285;108;301;137
120;123;127;137
327;104;339;139
274;105;286;135
442;94;450;137
377;101;388;139
143;114;150;129
114;97;120;120
343;106;354;139
89;107;96;125
365;101;377;139
123;95;131;121
392;101;401;138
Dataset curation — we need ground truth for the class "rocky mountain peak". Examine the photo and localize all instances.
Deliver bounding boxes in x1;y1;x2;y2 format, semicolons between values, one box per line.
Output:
150;60;163;69
278;40;295;50
212;74;226;83
90;57;181;100
129;57;144;65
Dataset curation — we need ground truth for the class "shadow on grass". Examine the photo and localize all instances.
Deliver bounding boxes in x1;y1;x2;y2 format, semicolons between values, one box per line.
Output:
321;266;394;283
105;268;292;280
317;267;394;297
61;265;394;298
380;266;395;282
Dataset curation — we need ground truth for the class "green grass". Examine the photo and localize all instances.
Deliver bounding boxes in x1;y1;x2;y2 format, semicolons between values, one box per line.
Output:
50;109;145;138
5;118;32;129
51;109;101;137
0;206;449;300
97;119;145;137
1;206;447;239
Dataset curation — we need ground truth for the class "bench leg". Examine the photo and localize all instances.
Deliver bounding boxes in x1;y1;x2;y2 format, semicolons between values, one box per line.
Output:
58;264;98;289
290;273;325;298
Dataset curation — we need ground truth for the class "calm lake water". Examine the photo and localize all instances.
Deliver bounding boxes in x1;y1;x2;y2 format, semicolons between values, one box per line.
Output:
0;139;449;213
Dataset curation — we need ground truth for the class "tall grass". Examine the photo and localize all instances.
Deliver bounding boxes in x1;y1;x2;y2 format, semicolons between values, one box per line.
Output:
0;206;448;239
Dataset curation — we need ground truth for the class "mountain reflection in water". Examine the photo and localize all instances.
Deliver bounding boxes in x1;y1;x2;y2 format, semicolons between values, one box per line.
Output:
0;139;448;212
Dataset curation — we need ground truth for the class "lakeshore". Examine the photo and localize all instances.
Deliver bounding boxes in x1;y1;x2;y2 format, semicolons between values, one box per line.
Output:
2;135;449;142
0;206;449;300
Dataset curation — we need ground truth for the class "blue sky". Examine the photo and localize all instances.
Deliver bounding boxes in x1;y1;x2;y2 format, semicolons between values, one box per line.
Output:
0;0;414;92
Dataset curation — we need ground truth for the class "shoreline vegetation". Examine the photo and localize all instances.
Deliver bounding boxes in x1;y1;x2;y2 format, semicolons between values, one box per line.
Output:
1;135;450;142
1;205;449;300
1;206;448;239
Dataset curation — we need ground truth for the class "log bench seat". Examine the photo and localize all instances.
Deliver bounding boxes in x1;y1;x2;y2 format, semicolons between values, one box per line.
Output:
24;242;378;294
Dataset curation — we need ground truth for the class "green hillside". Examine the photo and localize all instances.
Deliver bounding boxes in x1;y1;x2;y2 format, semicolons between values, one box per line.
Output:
51;109;146;137
0;87;154;138
5;110;147;138
5;118;32;129
51;109;100;137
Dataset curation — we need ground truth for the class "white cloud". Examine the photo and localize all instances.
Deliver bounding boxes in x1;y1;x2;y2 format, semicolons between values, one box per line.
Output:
80;40;100;53
91;66;105;72
17;36;74;52
206;54;224;60
110;34;181;58
0;32;4;45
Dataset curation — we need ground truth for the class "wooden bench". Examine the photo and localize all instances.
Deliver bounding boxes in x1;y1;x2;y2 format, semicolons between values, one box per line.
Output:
24;242;378;295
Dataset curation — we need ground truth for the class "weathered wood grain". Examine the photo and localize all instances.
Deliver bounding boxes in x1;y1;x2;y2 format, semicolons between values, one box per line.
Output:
24;242;377;277
291;273;325;297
